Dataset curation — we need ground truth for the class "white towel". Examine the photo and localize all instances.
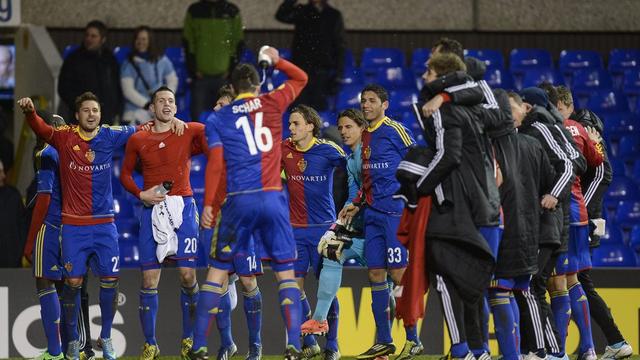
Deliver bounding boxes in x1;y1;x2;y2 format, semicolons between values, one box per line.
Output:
151;195;184;263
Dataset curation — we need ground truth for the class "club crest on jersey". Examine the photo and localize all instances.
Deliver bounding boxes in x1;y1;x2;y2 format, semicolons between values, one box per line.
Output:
363;146;371;160
85;149;95;163
297;158;307;172
64;261;73;273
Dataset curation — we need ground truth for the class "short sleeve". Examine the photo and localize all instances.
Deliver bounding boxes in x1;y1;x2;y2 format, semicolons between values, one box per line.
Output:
107;125;137;148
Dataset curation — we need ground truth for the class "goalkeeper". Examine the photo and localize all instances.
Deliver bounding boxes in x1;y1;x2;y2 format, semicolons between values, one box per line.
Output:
302;109;368;359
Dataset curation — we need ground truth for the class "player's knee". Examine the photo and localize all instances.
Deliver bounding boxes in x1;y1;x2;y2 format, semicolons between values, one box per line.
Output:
547;275;567;291
368;268;386;282
66;277;83;287
35;277;54;291
566;273;579;287
239;276;257;291
180;270;196;287
142;270;161;288
389;268;405;285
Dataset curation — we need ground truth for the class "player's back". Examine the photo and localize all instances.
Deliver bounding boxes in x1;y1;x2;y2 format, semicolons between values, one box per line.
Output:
206;92;290;196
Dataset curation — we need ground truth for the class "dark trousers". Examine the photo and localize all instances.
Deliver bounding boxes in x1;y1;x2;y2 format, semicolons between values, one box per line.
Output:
190;74;225;122
434;273;470;346
578;268;624;345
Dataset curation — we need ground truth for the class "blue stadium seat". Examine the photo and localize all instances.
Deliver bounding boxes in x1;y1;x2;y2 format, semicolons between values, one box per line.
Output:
632;159;640;185
615;200;640;229
198;110;213;123
592;243;637;267
410;48;431;76
600;225;624;244
113;197;134;220
622;69;640;97
165;46;185;65
239;47;256;65
278;48;291;60
571;69;614;98
62;44;79;59
318;110;337;128
586;90;630;115
389;89;419;113
119;241;140;268
400;111;426;146
375;67;415;89
344;48;356;71
341;67;364;86
483;67;515;90
630;225;640;251
616;134;640;159
361;47;405;76
603;112;638;137
113;46;131;65
191;154;206;174
608;49;640;75
605;176;639;204
521;68;564;89
282;110;291;139
336;85;362;111
190;172;205;195
164;47;189;95
608;157;627;177
559;50;603;76
464;49;505;70
509;48;553;75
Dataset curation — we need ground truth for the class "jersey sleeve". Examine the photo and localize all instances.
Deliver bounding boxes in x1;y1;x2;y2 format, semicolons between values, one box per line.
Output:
205;114;222;149
269;59;308;112
325;141;347;168
107;125;137;148
120;136;142;197
36;149;58;194
389;121;415;156
25;111;64;148
189;122;209;155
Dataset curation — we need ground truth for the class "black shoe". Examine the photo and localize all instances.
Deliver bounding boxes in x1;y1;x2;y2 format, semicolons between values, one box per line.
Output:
285;345;302;360
323;349;341;360
187;347;209;360
355;343;396;360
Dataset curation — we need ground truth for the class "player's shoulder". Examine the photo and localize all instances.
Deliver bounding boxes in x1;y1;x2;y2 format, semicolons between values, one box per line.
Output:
186;121;206;133
283;137;295;150
382;117;413;144
41;144;59;159
315;138;345;156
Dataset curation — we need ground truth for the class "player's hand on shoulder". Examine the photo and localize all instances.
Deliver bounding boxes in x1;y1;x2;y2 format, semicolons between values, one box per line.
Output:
17;97;36;113
171;117;188;136
139;185;166;207
201;205;214;229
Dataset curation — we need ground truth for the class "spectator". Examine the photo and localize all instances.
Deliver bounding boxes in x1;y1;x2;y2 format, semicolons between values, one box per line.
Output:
276;0;346;111
0;159;26;267
121;26;178;124
183;0;244;122
0;45;15;89
58;20;122;125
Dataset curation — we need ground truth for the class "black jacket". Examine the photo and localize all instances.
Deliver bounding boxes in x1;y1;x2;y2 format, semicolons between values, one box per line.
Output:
275;0;346;75
58;46;122;125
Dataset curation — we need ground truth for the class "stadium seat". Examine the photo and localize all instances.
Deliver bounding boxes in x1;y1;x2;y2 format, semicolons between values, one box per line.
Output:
616;134;640;159
278;48;291;60
164;47;189;96
119;241;140;268
521;68;564;89
483;67;515;90
400;111;426;146
608;157;627;177
632;159;640;185
586;90;630;114
509;48;553;75
113;197;135;220
605;176;639;205
318;110;337;128
630;225;640;251
600;225;624;244
592;243;637;267
571;68;614;98
113;46;131;64
341;67;364;86
375;67;415;89
239;47;256;65
190;172;205;195
608;49;640;76
559;50;603;76
602;112;638;137
336;84;362;111
388;89;419;113
361;47;405;76
191;154;206;174
464;49;505;70
62;44;79;59
410;48;431;76
165;46;185;66
622;69;640;101
615;200;640;229
344;48;356;71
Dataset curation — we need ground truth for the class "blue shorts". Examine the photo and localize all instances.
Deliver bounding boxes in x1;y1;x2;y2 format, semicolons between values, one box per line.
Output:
294;226;330;277
364;207;407;269
61;222;120;278
568;224;592;274
490;274;531;291
552;252;569;276
479;226;502;260
32;222;63;280
202;227;263;277
138;197;199;270
209;191;296;273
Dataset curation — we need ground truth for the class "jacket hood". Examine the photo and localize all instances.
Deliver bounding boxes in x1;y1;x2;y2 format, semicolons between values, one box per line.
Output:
464;56;487;81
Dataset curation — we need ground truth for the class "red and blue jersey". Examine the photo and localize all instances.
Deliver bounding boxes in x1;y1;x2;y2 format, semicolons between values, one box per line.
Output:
282;137;346;227
25;112;136;225
35;144;62;226
204;62;306;196
355;116;414;214
564;119;604;225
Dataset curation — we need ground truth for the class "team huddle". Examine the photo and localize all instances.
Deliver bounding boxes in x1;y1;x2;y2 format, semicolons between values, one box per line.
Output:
19;39;632;360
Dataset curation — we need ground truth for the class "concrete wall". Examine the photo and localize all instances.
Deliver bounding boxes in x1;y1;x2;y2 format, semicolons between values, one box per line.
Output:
21;0;640;32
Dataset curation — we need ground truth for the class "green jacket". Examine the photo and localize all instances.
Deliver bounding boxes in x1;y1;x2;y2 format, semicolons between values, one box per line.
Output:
182;0;244;77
